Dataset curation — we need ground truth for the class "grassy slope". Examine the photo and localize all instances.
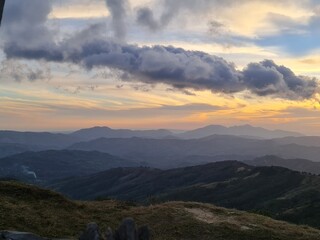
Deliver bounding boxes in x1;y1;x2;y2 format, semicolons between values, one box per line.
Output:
1;181;320;240
49;161;320;228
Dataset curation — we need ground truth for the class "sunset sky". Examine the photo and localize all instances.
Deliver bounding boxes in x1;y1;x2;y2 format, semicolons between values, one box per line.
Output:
0;0;320;134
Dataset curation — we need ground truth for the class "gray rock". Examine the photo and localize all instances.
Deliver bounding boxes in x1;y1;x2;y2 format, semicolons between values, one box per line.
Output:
137;226;150;240
114;218;137;240
79;223;100;240
105;227;114;240
0;231;47;240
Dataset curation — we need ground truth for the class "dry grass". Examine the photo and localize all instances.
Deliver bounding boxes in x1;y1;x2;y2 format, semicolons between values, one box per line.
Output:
1;181;320;240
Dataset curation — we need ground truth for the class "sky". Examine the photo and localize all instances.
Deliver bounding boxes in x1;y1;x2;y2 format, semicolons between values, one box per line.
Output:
0;0;320;134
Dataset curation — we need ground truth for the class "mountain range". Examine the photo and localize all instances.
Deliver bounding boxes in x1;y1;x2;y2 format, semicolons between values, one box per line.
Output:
48;161;320;228
245;155;320;175
0;143;42;158
70;126;173;141
69;135;320;168
1;125;319;165
179;124;304;139
0;124;308;147
0;150;138;182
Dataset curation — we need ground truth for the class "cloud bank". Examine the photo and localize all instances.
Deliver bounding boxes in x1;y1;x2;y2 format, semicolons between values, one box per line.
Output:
1;0;318;100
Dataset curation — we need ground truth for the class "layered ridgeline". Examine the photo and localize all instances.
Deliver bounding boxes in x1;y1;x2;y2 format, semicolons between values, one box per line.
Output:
178;124;303;139
1;151;320;185
69;135;320;168
0;127;173;148
1;126;320;169
2;135;320;169
0;127;173;158
0;143;41;159
49;161;320;228
0;150;138;182
244;155;320;175
1;181;320;240
0;124;304;145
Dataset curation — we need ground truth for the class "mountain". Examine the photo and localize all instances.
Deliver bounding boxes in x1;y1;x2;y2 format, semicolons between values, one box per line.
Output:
273;136;320;147
173;154;250;168
0;131;80;148
49;161;320;228
179;124;304;139
0;150;138;182
2;181;320;240
0;143;42;158
68;135;257;167
70;126;173;141
0;127;173;152
245;155;320;175
0;126;310;159
69;135;320;168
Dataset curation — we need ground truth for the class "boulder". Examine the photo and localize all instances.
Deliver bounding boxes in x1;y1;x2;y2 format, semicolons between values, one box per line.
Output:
79;223;100;240
137;226;150;240
78;218;150;240
114;218;137;240
0;231;47;240
105;227;114;240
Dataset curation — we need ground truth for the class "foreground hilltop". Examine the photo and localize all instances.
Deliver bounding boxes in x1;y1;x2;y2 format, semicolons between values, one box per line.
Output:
1;181;320;240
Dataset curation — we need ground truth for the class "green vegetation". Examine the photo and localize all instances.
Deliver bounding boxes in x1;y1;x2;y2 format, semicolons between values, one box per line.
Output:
49;161;320;228
1;181;320;240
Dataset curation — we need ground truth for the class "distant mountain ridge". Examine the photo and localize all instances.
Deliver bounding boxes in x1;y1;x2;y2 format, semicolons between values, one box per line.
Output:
0;143;42;158
69;135;320;168
244;155;320;175
70;126;173;141
0;131;80;148
0;124;305;149
0;150;138;182
179;124;304;139
0;125;314;166
273;136;320;147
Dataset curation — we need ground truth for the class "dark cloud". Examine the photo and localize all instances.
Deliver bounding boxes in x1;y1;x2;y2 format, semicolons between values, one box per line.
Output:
1;0;318;100
135;0;184;31
2;0;54;47
166;88;196;96
242;60;318;99
208;21;226;35
105;0;128;40
136;7;160;31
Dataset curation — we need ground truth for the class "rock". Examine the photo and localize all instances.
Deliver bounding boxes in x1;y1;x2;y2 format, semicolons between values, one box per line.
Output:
114;218;137;240
1;219;150;240
0;231;47;240
105;227;114;240
137;226;150;240
79;223;100;240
